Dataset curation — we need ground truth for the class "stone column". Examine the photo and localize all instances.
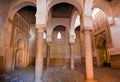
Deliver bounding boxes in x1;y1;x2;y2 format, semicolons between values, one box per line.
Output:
46;42;51;69
84;30;96;82
35;26;44;82
70;43;74;70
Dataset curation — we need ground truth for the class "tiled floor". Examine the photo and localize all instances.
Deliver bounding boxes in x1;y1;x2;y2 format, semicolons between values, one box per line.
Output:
0;66;120;82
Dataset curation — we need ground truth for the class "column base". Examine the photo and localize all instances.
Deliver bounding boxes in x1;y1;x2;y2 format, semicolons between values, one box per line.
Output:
85;79;98;82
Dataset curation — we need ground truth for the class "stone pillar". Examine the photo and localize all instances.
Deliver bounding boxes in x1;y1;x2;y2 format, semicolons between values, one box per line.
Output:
35;26;44;82
46;42;51;69
84;30;96;82
70;43;74;70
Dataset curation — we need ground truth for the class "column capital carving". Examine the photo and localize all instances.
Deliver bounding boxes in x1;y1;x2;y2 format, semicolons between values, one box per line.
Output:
69;35;75;44
36;24;46;33
36;24;46;29
84;15;93;30
37;28;44;33
83;29;92;34
84;29;92;32
46;35;52;43
46;41;52;45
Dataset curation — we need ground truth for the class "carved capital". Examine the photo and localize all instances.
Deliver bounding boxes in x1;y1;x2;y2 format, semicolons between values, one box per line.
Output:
84;15;93;29
46;41;52;45
37;28;44;33
36;24;45;29
69;35;75;44
84;28;93;31
36;24;46;33
83;29;92;35
46;35;52;42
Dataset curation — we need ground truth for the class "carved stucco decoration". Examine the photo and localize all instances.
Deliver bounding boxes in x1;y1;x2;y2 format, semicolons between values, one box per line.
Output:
10;13;30;69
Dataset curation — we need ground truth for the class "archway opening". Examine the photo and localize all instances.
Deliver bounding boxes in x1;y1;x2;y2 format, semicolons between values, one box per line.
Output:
92;8;111;67
51;25;69;67
47;2;81;68
10;6;36;70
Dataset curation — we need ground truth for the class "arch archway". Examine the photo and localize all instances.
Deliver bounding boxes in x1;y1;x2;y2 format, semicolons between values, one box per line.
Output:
93;1;114;22
47;0;83;15
92;8;112;67
50;25;70;67
4;1;36;56
47;2;82;43
14;33;27;69
8;1;36;21
8;5;36;71
95;34;110;67
70;10;80;35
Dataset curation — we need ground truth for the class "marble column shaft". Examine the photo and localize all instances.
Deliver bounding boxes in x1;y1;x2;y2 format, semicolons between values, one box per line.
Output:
35;28;44;82
46;43;50;69
70;43;74;70
84;30;95;81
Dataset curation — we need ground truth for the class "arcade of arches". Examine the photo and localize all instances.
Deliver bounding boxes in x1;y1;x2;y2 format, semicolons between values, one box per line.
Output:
0;0;120;82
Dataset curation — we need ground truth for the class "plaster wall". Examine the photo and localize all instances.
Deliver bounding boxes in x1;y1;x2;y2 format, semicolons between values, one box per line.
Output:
47;18;70;36
110;17;120;49
0;0;12;51
0;0;13;72
109;17;120;69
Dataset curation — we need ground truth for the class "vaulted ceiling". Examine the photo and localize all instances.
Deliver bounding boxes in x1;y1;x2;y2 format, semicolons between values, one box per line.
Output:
51;3;75;18
104;0;120;7
18;6;36;24
94;0;120;17
16;0;120;24
106;0;120;17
